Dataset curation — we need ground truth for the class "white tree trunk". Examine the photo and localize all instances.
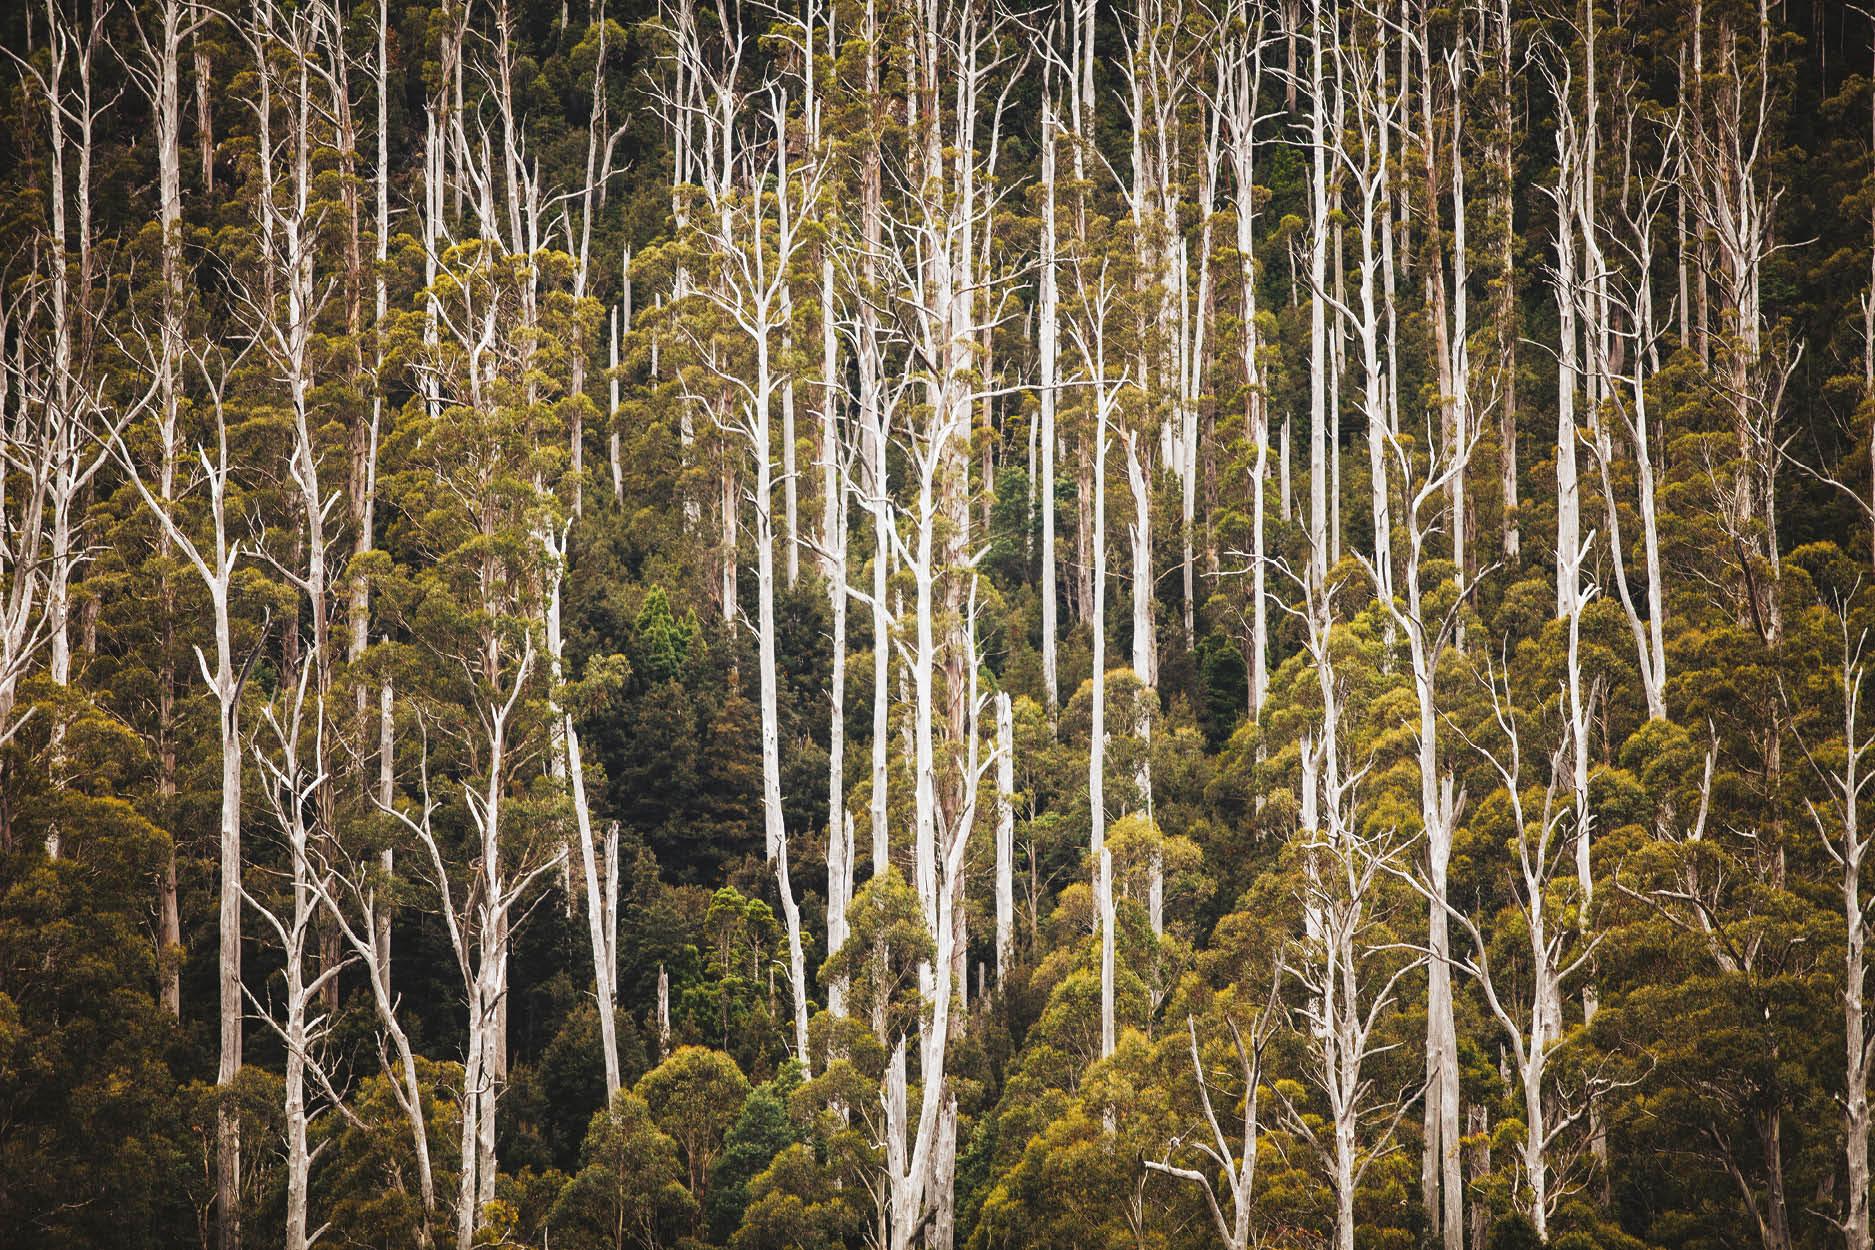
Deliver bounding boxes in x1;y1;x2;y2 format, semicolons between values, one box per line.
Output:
1551;71;1583;622
1100;847;1116;1059
1307;0;1331;589
566;719;620;1095
822;251;852;1017
1040;98;1061;714
995;691;1014;985
120;411;244;1250
754;350;813;1067
1224;17;1269;714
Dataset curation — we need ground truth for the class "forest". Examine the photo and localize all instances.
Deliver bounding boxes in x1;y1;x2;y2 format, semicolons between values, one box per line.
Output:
1;0;1872;1248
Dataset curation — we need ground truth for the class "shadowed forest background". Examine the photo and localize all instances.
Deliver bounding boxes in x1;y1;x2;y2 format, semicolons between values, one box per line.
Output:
2;1;1875;1249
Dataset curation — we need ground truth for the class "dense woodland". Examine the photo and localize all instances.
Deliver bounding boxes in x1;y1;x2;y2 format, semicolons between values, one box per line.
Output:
3;0;1875;1248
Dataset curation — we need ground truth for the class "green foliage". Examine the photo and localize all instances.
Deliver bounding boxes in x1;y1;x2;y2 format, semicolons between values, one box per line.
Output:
5;4;1875;1249
549;1090;697;1250
636;1046;750;1219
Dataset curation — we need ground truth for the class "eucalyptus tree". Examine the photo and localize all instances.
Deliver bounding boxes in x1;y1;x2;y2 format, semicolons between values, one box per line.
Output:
1218;0;1276;716
113;343;251;1250
1582;98;1674;722
1795;611;1875;1250
1458;665;1606;1242
1283;569;1420;1250
681;58;827;1071
1145;1006;1278;1250
1369;424;1475;1250
245;667;345;1250
1062;250;1132;1057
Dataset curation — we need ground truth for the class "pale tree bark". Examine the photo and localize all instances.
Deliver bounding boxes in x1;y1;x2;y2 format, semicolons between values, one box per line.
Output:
1370;423;1473;1250
1443;50;1471;625
566;720;620;1096
858;0;892;874
1100;846;1117;1058
877;564;998;1250
546;3;629;1099
611;250;630;502
1563;536;1595;918
567;0;627;521
0;291;51;842
1059;179;1131;1061
1582;111;1671;721
1543;51;1585;622
782;275;800;588
686;80;822;1070
387;653;562;1250
864;35;1012;1210
1145;1010;1277;1250
821;249;853;1018
366;0;393;984
1424;659;1602;1242
1039;85;1062;715
249;6;342;1039
995;690;1014;986
315;765;440;1247
1182;136;1216;649
1122;424;1161;936
1324;8;1395;607
247;670;347;1250
1222;4;1273;715
1306;0;1332;589
1285;570;1419;1250
16;1;113;861
115;357;247;1250
128;0;200;1020
863;317;894;880
1797;617;1875;1250
1685;0;1786;643
1493;0;1519;563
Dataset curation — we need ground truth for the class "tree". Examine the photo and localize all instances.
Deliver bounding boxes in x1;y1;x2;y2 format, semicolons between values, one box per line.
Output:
636;1044;749;1220
550;1090;696;1250
1794;605;1875;1250
1144;1006;1277;1250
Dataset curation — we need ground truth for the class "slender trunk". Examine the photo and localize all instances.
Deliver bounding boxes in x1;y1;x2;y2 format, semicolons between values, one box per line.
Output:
1307;0;1330;589
1227;34;1268;714
1554;109;1582;622
754;343;812;1067
215;601;242;1250
1099;846;1116;1059
823;253;851;1016
567;719;620;1096
1040;100;1061;714
862;12;891;874
147;0;187;1019
1497;0;1519;563
995;691;1013;985
1845;819;1869;1250
1091;373;1111;1051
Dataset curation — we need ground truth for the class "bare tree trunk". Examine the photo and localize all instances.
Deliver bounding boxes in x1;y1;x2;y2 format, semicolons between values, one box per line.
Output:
1549;58;1583;622
1040;95;1061;715
822;251;852;1017
117;377;244;1250
567;719;620;1095
1224;10;1269;715
1099;846;1116;1059
995;690;1013;985
860;2;891;874
1307;0;1330;590
135;0;189;1020
1804;621;1873;1250
1146;1013;1271;1250
756;324;811;1068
